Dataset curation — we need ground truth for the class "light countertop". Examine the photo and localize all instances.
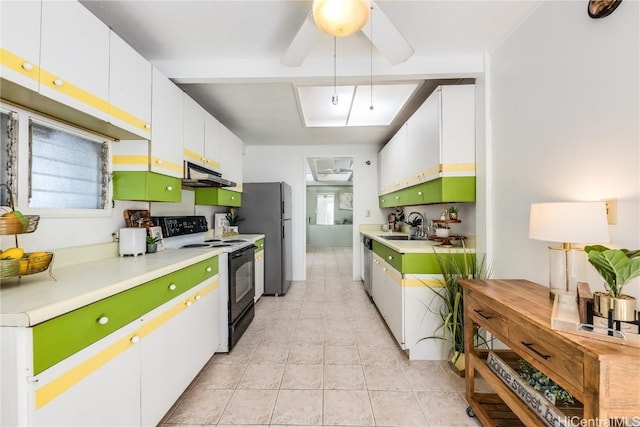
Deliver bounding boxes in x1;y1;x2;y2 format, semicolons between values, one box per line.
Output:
1;248;223;327
359;225;475;254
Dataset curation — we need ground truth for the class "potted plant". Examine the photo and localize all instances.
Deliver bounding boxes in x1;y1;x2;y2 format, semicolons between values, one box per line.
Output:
146;235;161;254
584;245;640;321
421;246;493;376
448;206;459;220
226;208;243;227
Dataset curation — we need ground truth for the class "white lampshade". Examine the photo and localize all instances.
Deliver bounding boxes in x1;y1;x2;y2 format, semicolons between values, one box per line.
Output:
312;0;371;37
529;202;610;245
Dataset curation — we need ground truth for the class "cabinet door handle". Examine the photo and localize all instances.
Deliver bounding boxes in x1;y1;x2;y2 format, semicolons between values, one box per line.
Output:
144;123;151;129
185;301;192;307
521;342;551;359
97;316;109;325
473;309;491;320
130;335;140;344
22;62;34;71
166;186;173;191
53;78;64;87
168;284;177;291
195;295;201;301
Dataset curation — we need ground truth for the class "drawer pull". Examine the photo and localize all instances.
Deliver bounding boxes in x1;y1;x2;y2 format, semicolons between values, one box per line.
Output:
166;186;173;191
388;256;393;260
206;267;212;272
22;62;34;71
195;295;201;301
473;309;492;320
168;284;177;291
522;342;551;359
97;316;109;325
144;123;151;129
185;301;192;307
53;78;64;87
130;335;140;344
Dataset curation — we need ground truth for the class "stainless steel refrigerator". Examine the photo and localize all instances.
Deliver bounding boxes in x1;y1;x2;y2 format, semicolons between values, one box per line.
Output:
241;182;292;295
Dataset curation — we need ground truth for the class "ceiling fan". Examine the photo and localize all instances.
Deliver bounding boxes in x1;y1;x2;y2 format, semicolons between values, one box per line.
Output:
281;0;414;67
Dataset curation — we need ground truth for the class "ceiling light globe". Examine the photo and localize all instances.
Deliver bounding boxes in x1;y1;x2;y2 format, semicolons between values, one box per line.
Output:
312;0;371;37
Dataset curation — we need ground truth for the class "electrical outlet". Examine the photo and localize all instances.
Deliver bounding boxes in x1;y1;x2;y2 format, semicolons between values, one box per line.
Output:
604;199;617;225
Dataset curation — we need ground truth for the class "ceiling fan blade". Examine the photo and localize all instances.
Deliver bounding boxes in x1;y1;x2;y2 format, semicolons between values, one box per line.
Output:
361;1;414;65
281;12;322;67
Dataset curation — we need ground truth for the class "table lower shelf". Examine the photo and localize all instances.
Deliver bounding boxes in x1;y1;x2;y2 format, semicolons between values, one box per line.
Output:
467;350;584;426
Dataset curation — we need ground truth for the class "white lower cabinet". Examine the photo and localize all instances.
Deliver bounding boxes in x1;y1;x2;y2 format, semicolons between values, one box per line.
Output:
30;319;142;427
370;252;446;360
4;278;220;426
371;253;404;347
141;283;219;426
254;243;265;302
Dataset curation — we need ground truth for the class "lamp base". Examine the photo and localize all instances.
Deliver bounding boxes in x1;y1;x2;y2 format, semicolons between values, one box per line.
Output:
548;246;588;300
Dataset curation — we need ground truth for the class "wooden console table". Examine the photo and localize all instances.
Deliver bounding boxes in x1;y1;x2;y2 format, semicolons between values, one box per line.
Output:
459;279;640;426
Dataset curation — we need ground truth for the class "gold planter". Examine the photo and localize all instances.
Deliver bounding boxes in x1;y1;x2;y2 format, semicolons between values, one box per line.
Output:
612;295;637;322
593;291;637;321
448;351;465;377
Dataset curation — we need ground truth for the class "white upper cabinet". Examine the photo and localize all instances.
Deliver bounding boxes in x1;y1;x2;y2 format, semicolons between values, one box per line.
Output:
203;114;222;173
183;95;206;166
151;68;184;178
218;125;243;191
378;84;475;195
378;124;407;195
109;31;152;139
0;0;41;91
40;0;110;122
438;85;475;176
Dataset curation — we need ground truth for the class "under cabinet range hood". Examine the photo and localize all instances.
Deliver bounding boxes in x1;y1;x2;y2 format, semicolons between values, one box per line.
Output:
182;161;236;188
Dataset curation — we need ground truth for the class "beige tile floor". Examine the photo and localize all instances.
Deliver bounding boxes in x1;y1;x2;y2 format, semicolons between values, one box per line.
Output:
159;247;481;427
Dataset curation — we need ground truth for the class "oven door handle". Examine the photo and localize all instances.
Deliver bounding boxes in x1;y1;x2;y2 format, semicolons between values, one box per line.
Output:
231;245;257;258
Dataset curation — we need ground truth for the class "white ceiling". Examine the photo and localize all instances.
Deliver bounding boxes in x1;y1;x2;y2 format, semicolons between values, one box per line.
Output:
81;0;539;149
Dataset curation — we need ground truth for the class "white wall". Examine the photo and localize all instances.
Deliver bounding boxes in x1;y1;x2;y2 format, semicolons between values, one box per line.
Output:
243;144;383;281
488;1;640;299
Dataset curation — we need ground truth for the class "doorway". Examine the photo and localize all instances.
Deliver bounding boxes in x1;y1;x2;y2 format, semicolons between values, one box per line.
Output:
305;157;353;248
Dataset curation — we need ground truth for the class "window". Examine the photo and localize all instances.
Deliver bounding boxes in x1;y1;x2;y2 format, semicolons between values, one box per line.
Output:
316;192;335;225
29;120;109;209
0;109;18;206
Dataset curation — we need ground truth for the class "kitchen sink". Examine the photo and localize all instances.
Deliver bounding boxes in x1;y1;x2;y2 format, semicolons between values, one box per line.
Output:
378;235;428;241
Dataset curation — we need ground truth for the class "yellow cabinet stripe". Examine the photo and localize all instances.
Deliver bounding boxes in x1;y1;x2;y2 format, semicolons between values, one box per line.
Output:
0;48;40;81
34;279;218;409
184;148;203;162
403;277;443;288
151;156;184;174
1;48;148;133
112;155;150;166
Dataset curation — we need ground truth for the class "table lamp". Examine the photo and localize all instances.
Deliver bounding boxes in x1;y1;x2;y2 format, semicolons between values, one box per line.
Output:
529;202;609;298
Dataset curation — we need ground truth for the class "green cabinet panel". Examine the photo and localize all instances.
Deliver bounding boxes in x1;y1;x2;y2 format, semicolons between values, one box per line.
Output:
32;256;218;375
373;240;474;275
378;177;475;208
255;238;264;253
194;188;242;207
113;171;181;202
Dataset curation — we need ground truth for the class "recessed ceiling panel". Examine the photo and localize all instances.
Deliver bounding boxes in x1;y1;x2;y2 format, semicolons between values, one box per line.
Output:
348;83;418;126
298;86;354;127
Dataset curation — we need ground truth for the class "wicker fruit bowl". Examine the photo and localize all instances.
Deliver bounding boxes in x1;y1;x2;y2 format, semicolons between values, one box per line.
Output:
0;214;40;234
0;252;54;278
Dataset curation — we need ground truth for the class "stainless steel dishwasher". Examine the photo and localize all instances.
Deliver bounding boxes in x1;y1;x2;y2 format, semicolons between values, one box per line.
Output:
362;236;373;298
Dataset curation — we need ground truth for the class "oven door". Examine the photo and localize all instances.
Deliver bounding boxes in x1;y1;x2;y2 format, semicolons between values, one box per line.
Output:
228;245;256;323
